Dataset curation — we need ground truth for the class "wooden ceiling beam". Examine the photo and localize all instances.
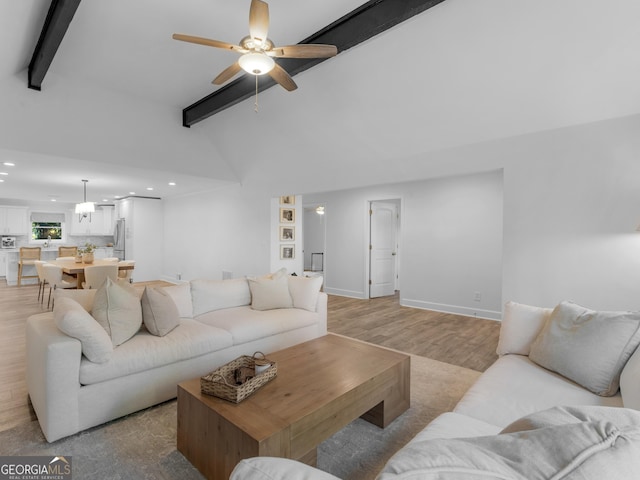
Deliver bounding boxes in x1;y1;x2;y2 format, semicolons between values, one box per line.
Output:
28;0;82;91
181;0;447;126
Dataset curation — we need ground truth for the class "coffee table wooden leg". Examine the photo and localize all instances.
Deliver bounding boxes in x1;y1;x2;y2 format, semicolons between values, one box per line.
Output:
361;356;410;428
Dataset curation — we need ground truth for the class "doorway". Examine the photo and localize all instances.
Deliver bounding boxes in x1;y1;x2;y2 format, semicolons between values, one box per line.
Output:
303;204;326;274
369;200;400;298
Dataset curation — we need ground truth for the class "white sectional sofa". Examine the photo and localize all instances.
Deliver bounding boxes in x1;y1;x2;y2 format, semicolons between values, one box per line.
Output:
232;300;640;479
26;272;327;442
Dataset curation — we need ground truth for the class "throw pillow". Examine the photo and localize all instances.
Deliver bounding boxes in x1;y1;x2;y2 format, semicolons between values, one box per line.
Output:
163;282;193;318
141;286;180;336
496;301;553;356
529;301;640;396
190;278;251;317
92;277;143;346
53;297;113;363
288;275;323;312
248;271;293;311
53;288;98;312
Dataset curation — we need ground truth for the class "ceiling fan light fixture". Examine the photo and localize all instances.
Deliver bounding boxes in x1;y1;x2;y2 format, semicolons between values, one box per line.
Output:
238;52;274;75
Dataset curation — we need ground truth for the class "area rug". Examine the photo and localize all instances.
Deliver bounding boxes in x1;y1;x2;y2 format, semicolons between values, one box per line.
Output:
0;354;479;480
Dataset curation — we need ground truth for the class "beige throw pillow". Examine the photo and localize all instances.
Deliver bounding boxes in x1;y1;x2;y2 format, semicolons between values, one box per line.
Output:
288;275;323;312
248;270;293;311
529;301;640;396
190;278;251;316
141;286;180;336
92;277;142;346
496;301;553;356
53;297;113;363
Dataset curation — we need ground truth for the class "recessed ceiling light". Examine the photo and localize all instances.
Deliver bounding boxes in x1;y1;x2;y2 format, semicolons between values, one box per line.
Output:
146;187;153;191
0;179;4;183
0;172;8;176
168;182;176;186
129;192;135;195
102;198;109;202
114;195;121;199
51;198;57;202
3;162;14;166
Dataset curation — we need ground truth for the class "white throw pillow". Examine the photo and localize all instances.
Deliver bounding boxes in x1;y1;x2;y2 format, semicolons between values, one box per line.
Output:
248;272;293;311
53;288;98;312
53;297;113;363
288;275;323;312
529;301;640;396
190;278;251;317
92;277;143;346
141;286;180;336
163;282;193;318
496;301;553;356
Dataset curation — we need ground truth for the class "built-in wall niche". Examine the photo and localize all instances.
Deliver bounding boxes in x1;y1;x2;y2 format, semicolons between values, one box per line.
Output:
303;204;325;273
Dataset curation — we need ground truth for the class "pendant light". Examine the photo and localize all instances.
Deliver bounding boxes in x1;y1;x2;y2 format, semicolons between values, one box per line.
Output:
75;179;95;222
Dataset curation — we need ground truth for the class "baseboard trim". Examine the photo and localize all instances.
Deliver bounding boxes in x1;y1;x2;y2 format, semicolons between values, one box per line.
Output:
400;298;502;321
323;287;367;299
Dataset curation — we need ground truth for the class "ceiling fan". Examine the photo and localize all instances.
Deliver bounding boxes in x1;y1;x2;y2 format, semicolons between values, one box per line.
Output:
173;0;338;92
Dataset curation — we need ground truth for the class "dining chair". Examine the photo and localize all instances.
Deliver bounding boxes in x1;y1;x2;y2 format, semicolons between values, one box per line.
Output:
17;246;41;286
34;260;48;304
117;260;135;283
42;264;78;309
83;264;119;289
58;246;78;257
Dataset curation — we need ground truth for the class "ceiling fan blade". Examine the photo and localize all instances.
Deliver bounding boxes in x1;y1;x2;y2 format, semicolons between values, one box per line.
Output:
249;0;269;44
172;33;245;53
271;44;338;59
212;62;243;85
268;63;297;92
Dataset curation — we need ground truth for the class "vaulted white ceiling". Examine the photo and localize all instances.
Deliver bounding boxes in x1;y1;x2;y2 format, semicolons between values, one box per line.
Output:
0;0;639;204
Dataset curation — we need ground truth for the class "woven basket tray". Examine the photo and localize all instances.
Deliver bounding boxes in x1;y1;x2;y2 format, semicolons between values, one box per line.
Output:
201;352;277;403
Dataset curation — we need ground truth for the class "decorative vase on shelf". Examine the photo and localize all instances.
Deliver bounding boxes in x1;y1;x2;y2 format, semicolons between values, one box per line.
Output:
82;252;94;264
75;254;82;263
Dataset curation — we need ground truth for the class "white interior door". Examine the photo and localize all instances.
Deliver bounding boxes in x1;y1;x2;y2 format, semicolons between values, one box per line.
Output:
369;201;397;298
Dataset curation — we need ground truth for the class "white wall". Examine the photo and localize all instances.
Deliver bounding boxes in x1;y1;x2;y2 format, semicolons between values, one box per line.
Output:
304;171;504;319
160;113;640;317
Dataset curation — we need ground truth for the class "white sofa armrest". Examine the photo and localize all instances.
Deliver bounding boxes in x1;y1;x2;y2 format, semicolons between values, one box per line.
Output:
621;345;640;410
26;312;82;442
231;457;341;480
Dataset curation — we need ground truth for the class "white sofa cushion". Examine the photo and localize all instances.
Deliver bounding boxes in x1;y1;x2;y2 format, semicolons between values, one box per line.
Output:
191;278;251;316
163;282;193;318
141;286;180;336
79;319;234;385
91;277;143;346
408;412;500;443
378;406;640;480
496;300;552;356
232;458;341;480
53;297;113;364
530;301;640;396
288;275;323;312
453;354;622;428
195;306;319;346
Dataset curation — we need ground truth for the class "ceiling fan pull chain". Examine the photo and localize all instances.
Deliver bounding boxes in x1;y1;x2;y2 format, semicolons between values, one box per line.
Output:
254;75;259;113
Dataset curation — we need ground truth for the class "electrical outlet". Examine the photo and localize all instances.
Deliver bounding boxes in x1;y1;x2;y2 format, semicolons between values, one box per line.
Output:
473;291;481;302
176;273;182;281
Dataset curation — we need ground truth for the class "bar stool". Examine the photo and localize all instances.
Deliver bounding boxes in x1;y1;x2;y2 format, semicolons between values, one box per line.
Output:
58;246;78;257
17;246;41;286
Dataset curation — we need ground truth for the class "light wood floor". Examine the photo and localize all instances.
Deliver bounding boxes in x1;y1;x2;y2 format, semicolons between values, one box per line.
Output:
0;281;500;434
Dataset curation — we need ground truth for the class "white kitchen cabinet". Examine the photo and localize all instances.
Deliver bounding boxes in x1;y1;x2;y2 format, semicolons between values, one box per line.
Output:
0;251;6;278
69;205;114;235
0;206;28;235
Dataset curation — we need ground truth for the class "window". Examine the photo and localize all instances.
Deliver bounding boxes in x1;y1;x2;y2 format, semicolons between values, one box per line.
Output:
32;222;62;240
30;212;66;241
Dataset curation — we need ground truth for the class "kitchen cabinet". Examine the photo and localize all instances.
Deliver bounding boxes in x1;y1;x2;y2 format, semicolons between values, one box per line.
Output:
0;251;6;278
0;206;28;235
69;206;115;235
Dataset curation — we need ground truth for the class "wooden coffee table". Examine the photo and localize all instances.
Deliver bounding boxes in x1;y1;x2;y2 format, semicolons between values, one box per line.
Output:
177;334;410;479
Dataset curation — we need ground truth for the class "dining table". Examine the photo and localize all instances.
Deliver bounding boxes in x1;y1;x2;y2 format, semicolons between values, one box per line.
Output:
47;258;134;287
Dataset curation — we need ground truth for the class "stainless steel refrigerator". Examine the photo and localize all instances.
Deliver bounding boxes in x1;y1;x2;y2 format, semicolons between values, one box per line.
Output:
113;218;125;260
